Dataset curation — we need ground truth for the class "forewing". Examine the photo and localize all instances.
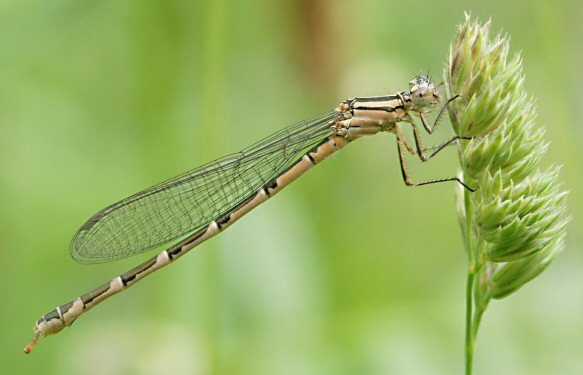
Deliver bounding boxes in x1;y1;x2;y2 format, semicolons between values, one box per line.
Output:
71;111;338;263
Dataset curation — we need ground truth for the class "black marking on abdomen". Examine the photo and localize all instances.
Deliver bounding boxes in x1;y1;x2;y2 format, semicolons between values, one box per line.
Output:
81;283;112;305
167;227;208;258
43;309;63;323
121;256;158;284
59;300;76;315
307;137;333;161
264;180;278;196
216;214;230;229
316;136;332;148
216;191;260;229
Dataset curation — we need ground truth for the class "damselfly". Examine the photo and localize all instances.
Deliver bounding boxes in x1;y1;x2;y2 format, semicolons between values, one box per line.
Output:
25;75;471;353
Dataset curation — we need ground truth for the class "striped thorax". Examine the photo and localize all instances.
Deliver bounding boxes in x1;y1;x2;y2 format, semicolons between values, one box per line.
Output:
332;75;441;139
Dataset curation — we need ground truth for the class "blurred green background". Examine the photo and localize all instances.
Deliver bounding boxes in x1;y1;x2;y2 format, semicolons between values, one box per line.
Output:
2;1;582;374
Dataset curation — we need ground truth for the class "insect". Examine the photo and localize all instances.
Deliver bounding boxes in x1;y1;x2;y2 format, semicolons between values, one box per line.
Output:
24;75;471;353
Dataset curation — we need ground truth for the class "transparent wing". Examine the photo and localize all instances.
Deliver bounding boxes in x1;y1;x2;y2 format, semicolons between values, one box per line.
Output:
71;111;339;263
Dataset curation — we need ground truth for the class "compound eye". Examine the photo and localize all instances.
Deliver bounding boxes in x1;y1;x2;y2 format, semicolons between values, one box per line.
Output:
413;87;428;99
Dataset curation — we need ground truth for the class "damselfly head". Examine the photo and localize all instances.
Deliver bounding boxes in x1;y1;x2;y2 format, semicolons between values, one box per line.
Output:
409;75;440;109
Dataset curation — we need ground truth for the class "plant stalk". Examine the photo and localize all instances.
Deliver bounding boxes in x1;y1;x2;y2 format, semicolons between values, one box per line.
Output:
464;183;475;375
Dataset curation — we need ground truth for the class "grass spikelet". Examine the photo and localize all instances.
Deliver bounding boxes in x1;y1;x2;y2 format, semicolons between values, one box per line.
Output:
445;13;569;375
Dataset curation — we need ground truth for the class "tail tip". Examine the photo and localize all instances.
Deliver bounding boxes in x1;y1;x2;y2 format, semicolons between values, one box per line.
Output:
24;333;40;354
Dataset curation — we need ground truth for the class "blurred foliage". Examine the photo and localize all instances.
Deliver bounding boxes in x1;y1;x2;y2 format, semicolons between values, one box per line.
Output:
1;1;582;374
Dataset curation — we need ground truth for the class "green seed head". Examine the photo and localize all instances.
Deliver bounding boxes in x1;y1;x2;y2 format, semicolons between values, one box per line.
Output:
446;14;569;301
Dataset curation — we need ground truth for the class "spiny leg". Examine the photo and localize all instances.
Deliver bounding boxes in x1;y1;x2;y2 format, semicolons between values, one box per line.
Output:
411;176;476;192
421;135;472;160
410;92;472;162
408;116;429;161
419;94;460;134
395;132;475;192
408;116;471;162
394;123;416;155
396;134;414;186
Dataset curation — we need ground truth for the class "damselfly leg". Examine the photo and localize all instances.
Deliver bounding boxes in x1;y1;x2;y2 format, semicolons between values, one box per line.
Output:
419;94;460;134
395;131;475;191
394;93;475;191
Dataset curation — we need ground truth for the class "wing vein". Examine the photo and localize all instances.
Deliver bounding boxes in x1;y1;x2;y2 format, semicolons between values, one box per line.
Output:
71;111;339;263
